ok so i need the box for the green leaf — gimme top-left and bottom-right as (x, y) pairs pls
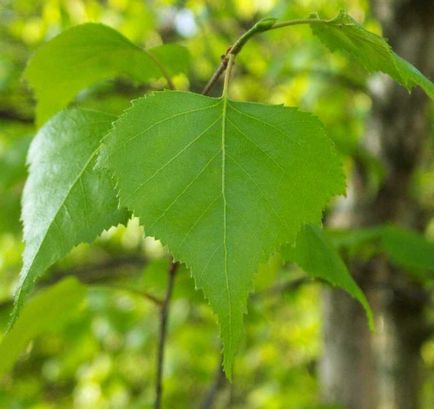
(328, 225), (434, 281)
(24, 23), (190, 125)
(310, 11), (434, 99)
(393, 54), (434, 99)
(285, 225), (374, 329)
(101, 90), (345, 376)
(12, 108), (128, 327)
(0, 277), (86, 377)
(327, 226), (384, 257)
(382, 226), (434, 277)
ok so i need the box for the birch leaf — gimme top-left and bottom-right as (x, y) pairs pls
(24, 23), (190, 124)
(311, 11), (434, 99)
(101, 90), (345, 376)
(12, 109), (128, 326)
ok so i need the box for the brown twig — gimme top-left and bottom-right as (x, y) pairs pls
(201, 16), (331, 95)
(0, 107), (34, 123)
(154, 260), (179, 409)
(0, 255), (151, 314)
(42, 255), (148, 285)
(202, 53), (230, 95)
(94, 284), (163, 306)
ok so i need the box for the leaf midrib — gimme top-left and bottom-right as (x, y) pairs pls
(221, 96), (232, 343)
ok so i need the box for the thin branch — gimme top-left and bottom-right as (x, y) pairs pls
(0, 255), (151, 313)
(154, 260), (179, 409)
(42, 255), (148, 286)
(0, 108), (34, 123)
(201, 16), (331, 95)
(93, 284), (163, 306)
(267, 17), (333, 31)
(202, 59), (229, 95)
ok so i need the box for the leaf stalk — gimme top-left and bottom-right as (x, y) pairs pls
(222, 54), (235, 97)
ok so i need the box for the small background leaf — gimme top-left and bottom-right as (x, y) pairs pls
(310, 11), (434, 98)
(24, 23), (191, 124)
(13, 108), (128, 326)
(382, 225), (434, 278)
(329, 225), (434, 282)
(284, 225), (374, 329)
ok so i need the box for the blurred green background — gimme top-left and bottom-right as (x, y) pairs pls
(0, 0), (433, 408)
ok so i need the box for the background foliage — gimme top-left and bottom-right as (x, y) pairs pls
(0, 0), (433, 408)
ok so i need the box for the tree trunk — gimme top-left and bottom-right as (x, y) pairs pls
(320, 1), (434, 408)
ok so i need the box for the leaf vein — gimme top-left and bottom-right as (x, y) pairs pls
(147, 151), (220, 231)
(227, 117), (286, 172)
(226, 153), (289, 232)
(178, 195), (221, 251)
(221, 96), (232, 349)
(125, 101), (221, 145)
(133, 115), (222, 194)
(228, 103), (302, 147)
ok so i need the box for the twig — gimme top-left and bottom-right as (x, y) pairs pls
(42, 255), (148, 286)
(201, 16), (332, 95)
(0, 108), (34, 123)
(202, 58), (229, 95)
(93, 284), (163, 306)
(0, 255), (150, 313)
(154, 260), (179, 409)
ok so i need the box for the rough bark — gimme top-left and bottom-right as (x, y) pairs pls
(320, 1), (434, 408)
